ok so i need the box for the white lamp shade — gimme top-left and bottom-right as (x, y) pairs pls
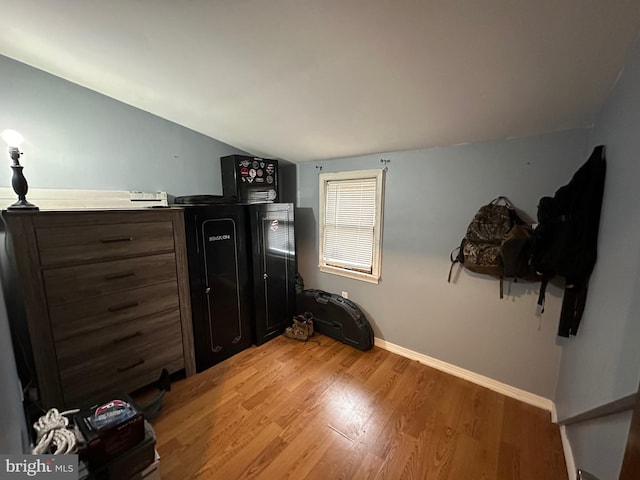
(1, 129), (24, 148)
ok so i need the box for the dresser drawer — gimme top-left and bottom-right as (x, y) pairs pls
(59, 310), (184, 406)
(63, 354), (185, 407)
(55, 308), (183, 368)
(50, 282), (180, 343)
(44, 253), (177, 306)
(36, 221), (175, 267)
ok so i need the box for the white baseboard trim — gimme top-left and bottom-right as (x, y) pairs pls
(560, 425), (577, 480)
(374, 337), (554, 412)
(551, 403), (576, 479)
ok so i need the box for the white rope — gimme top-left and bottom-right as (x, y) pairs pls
(32, 408), (79, 455)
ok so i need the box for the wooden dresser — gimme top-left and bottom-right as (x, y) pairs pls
(5, 208), (195, 408)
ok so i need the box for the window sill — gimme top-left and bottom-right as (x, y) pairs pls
(318, 264), (380, 284)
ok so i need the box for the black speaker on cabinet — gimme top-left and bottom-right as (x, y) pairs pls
(221, 155), (279, 203)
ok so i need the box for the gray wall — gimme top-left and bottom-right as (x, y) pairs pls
(0, 55), (250, 196)
(297, 129), (589, 399)
(566, 411), (633, 480)
(554, 37), (640, 477)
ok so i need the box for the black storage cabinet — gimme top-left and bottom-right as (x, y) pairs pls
(249, 203), (296, 345)
(182, 205), (254, 372)
(181, 202), (297, 371)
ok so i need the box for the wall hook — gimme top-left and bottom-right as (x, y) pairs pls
(315, 164), (323, 172)
(380, 158), (390, 172)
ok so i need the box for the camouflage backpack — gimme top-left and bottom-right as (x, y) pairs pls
(448, 197), (536, 297)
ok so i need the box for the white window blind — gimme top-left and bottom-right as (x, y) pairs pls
(323, 177), (377, 273)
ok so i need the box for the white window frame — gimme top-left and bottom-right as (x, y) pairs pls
(318, 169), (385, 284)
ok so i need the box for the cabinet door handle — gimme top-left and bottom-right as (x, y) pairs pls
(100, 236), (133, 244)
(113, 331), (143, 344)
(107, 301), (139, 312)
(117, 359), (145, 373)
(104, 272), (135, 281)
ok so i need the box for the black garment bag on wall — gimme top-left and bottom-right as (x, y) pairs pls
(529, 145), (606, 337)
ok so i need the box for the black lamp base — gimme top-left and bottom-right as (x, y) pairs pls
(9, 161), (38, 210)
(8, 198), (39, 210)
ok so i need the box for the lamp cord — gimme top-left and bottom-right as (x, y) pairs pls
(31, 408), (80, 455)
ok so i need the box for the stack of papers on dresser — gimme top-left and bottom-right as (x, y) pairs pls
(0, 188), (168, 210)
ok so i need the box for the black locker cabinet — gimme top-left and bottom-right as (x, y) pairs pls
(249, 203), (296, 345)
(182, 205), (253, 372)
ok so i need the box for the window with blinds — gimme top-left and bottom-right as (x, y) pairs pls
(318, 169), (384, 283)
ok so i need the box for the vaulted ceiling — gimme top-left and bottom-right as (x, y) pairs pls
(1, 1), (639, 163)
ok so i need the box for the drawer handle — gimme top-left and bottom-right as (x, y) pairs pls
(104, 271), (135, 281)
(107, 301), (140, 312)
(100, 236), (133, 244)
(117, 359), (145, 373)
(113, 330), (143, 344)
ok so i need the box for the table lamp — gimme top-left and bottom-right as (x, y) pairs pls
(1, 129), (38, 210)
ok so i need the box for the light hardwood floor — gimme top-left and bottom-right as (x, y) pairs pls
(151, 334), (567, 479)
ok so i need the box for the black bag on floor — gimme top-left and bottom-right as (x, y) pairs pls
(296, 289), (374, 351)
